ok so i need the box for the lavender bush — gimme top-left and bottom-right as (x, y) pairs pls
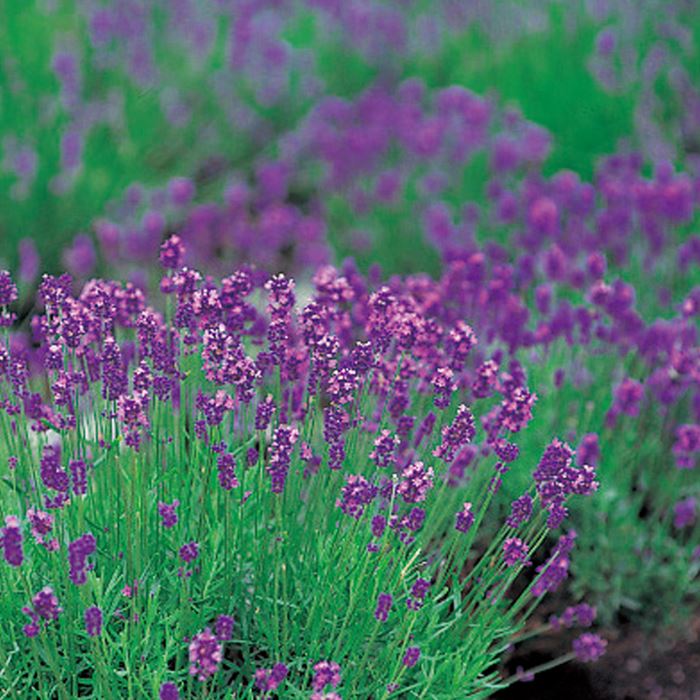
(0, 243), (603, 697)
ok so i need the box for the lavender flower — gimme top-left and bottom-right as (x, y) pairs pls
(455, 503), (474, 533)
(371, 515), (387, 538)
(23, 586), (62, 637)
(403, 646), (421, 667)
(434, 405), (475, 463)
(572, 633), (607, 662)
(493, 439), (519, 463)
(68, 533), (96, 585)
(0, 270), (18, 306)
(312, 661), (341, 691)
(550, 603), (597, 629)
(255, 395), (276, 431)
(255, 663), (288, 691)
(503, 538), (530, 567)
(673, 497), (696, 528)
(338, 475), (377, 520)
(188, 628), (222, 681)
(267, 424), (299, 493)
(159, 682), (180, 700)
(374, 593), (393, 622)
(34, 586), (62, 620)
(160, 235), (185, 270)
(397, 462), (434, 503)
(215, 614), (234, 641)
(84, 606), (103, 637)
(673, 424), (700, 469)
(40, 444), (69, 495)
(576, 433), (600, 467)
(506, 494), (533, 529)
(27, 508), (56, 550)
(407, 578), (431, 610)
(217, 452), (239, 491)
(533, 440), (598, 528)
(532, 532), (577, 596)
(370, 430), (399, 468)
(158, 500), (179, 529)
(432, 367), (455, 409)
(70, 459), (88, 496)
(1, 515), (23, 567)
(179, 541), (199, 564)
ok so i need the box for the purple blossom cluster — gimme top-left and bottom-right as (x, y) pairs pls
(533, 440), (599, 529)
(22, 586), (61, 638)
(1, 515), (23, 567)
(374, 593), (393, 623)
(312, 661), (341, 692)
(550, 603), (597, 630)
(189, 628), (222, 681)
(84, 606), (103, 637)
(572, 633), (607, 663)
(255, 663), (289, 692)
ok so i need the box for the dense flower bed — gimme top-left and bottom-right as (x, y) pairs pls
(0, 243), (605, 697)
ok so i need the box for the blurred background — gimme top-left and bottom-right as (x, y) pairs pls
(3, 0), (698, 282)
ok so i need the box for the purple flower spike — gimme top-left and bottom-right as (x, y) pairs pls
(503, 537), (530, 567)
(434, 405), (475, 463)
(160, 235), (186, 270)
(0, 270), (18, 306)
(158, 500), (179, 529)
(572, 633), (607, 662)
(84, 606), (103, 637)
(506, 494), (533, 529)
(255, 662), (288, 691)
(68, 533), (96, 585)
(1, 515), (23, 567)
(215, 614), (234, 641)
(188, 628), (222, 681)
(673, 497), (696, 529)
(312, 660), (341, 691)
(27, 586), (62, 626)
(179, 541), (199, 564)
(374, 593), (393, 622)
(455, 502), (474, 533)
(159, 682), (180, 700)
(338, 474), (377, 520)
(403, 646), (421, 667)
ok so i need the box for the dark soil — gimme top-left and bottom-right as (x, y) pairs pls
(496, 616), (700, 700)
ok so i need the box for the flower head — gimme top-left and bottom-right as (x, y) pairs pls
(84, 606), (103, 637)
(188, 628), (222, 681)
(215, 614), (234, 641)
(159, 682), (180, 700)
(1, 515), (23, 567)
(403, 646), (421, 668)
(503, 537), (530, 567)
(254, 662), (288, 691)
(374, 593), (393, 623)
(455, 502), (474, 533)
(572, 633), (607, 662)
(313, 660), (341, 691)
(68, 533), (96, 585)
(179, 541), (199, 564)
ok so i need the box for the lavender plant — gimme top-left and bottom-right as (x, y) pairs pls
(0, 242), (603, 697)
